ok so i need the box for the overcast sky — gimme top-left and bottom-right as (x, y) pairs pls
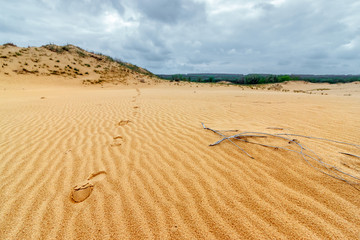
(0, 0), (359, 74)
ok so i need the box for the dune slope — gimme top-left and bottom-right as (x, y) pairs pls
(0, 84), (359, 239)
(0, 43), (158, 87)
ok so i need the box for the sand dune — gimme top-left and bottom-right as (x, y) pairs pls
(0, 43), (159, 89)
(2, 44), (359, 239)
(0, 81), (359, 239)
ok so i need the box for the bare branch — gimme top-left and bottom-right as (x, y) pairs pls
(202, 123), (360, 190)
(276, 133), (360, 148)
(339, 152), (360, 159)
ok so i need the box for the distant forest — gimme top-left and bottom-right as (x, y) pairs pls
(157, 73), (360, 84)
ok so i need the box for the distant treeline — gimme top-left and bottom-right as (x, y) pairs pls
(157, 73), (360, 84)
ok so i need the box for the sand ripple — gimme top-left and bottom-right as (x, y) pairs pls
(0, 87), (359, 239)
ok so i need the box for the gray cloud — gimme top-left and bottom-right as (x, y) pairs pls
(132, 0), (206, 24)
(0, 0), (359, 74)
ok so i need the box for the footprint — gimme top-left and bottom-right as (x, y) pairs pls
(170, 225), (179, 232)
(71, 171), (107, 203)
(111, 136), (124, 146)
(88, 171), (107, 182)
(71, 182), (94, 203)
(117, 120), (131, 126)
(133, 106), (139, 109)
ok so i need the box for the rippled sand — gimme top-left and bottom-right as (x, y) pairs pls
(0, 82), (359, 239)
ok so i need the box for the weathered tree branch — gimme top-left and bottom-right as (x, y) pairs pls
(202, 123), (360, 190)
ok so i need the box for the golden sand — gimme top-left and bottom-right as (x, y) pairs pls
(1, 45), (360, 239)
(0, 79), (359, 239)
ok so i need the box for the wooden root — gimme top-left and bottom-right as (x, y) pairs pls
(201, 123), (360, 190)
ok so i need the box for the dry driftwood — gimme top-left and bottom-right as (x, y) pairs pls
(276, 133), (360, 148)
(339, 152), (360, 159)
(202, 123), (360, 190)
(266, 127), (284, 130)
(202, 123), (254, 159)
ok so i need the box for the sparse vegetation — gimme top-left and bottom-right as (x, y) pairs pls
(310, 88), (330, 91)
(293, 90), (306, 93)
(17, 68), (39, 74)
(82, 79), (104, 85)
(1, 43), (159, 84)
(3, 43), (17, 47)
(49, 70), (60, 75)
(77, 50), (87, 58)
(43, 44), (71, 53)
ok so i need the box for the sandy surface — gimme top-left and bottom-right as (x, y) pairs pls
(0, 81), (360, 239)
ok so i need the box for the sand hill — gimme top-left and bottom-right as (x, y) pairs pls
(0, 44), (360, 239)
(0, 43), (159, 87)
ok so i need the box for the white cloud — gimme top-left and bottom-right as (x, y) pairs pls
(271, 0), (286, 7)
(103, 11), (139, 32)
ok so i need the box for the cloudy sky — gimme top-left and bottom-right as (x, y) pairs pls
(0, 0), (359, 74)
